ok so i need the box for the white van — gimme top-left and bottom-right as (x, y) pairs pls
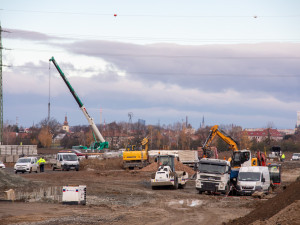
(236, 166), (270, 195)
(51, 153), (79, 171)
(14, 157), (38, 173)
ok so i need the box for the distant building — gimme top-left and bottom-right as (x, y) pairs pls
(297, 111), (300, 128)
(62, 115), (70, 132)
(138, 119), (146, 126)
(245, 129), (283, 142)
(278, 129), (295, 136)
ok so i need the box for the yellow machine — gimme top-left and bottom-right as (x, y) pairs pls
(123, 137), (149, 169)
(203, 125), (257, 167)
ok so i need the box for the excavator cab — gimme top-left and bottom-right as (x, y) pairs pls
(268, 163), (281, 186)
(231, 150), (252, 168)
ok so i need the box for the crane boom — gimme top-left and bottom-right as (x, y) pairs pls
(49, 57), (108, 148)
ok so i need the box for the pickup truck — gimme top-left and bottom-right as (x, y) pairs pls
(50, 153), (80, 171)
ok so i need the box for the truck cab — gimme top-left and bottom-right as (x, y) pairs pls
(196, 158), (231, 195)
(52, 153), (79, 171)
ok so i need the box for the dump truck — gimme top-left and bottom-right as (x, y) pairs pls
(178, 150), (199, 168)
(151, 155), (188, 189)
(196, 158), (231, 195)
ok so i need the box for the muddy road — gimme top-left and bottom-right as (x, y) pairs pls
(1, 159), (300, 225)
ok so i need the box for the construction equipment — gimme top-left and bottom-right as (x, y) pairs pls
(203, 125), (257, 168)
(49, 57), (108, 151)
(196, 158), (231, 195)
(268, 146), (281, 161)
(151, 154), (188, 190)
(123, 137), (149, 169)
(268, 163), (281, 186)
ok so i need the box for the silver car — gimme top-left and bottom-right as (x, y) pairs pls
(14, 157), (38, 173)
(291, 153), (300, 161)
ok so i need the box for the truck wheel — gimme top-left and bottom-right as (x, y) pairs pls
(29, 168), (32, 173)
(15, 171), (17, 174)
(53, 167), (56, 171)
(173, 176), (179, 190)
(35, 169), (38, 173)
(152, 186), (158, 190)
(76, 167), (79, 171)
(198, 190), (203, 194)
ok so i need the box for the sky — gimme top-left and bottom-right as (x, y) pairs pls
(1, 0), (300, 129)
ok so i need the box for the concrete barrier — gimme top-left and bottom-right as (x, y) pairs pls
(5, 155), (14, 163)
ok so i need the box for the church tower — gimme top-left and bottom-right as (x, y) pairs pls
(62, 114), (70, 132)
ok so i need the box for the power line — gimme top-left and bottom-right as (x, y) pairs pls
(1, 9), (300, 18)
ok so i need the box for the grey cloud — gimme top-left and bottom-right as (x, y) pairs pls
(59, 40), (300, 103)
(3, 28), (65, 41)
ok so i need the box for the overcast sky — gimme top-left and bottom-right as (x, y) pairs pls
(1, 0), (300, 129)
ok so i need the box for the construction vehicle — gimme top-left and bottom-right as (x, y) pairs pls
(196, 158), (231, 195)
(268, 163), (281, 186)
(268, 146), (281, 161)
(50, 57), (108, 151)
(123, 137), (149, 169)
(50, 152), (80, 171)
(203, 125), (257, 168)
(151, 154), (188, 190)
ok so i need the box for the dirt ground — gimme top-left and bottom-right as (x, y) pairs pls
(1, 157), (300, 225)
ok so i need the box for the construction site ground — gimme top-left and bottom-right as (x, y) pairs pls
(1, 155), (300, 225)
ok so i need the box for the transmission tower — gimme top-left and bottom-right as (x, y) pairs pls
(0, 25), (10, 144)
(128, 112), (133, 133)
(0, 25), (4, 144)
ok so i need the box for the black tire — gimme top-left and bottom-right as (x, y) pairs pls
(22, 171), (24, 174)
(53, 167), (56, 171)
(29, 168), (32, 173)
(198, 190), (203, 194)
(76, 167), (79, 171)
(15, 171), (17, 174)
(36, 169), (38, 173)
(173, 176), (179, 190)
(152, 186), (158, 190)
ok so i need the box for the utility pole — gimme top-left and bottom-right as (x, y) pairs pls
(0, 25), (4, 144)
(0, 25), (10, 144)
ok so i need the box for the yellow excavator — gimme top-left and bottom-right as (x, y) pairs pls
(203, 125), (257, 168)
(123, 137), (149, 169)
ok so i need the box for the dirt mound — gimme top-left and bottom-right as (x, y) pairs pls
(80, 158), (123, 171)
(141, 159), (196, 176)
(227, 176), (300, 225)
(0, 170), (36, 192)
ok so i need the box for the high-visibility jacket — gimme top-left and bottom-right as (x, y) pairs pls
(281, 154), (285, 159)
(37, 158), (46, 165)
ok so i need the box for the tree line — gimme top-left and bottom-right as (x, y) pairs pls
(3, 118), (300, 153)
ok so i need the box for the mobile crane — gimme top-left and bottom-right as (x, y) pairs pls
(49, 57), (109, 151)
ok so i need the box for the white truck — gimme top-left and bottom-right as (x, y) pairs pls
(178, 150), (199, 168)
(51, 153), (80, 171)
(196, 158), (231, 195)
(151, 155), (188, 190)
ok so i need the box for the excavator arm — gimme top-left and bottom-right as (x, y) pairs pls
(203, 125), (238, 152)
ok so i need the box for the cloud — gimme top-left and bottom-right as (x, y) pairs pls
(3, 29), (300, 128)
